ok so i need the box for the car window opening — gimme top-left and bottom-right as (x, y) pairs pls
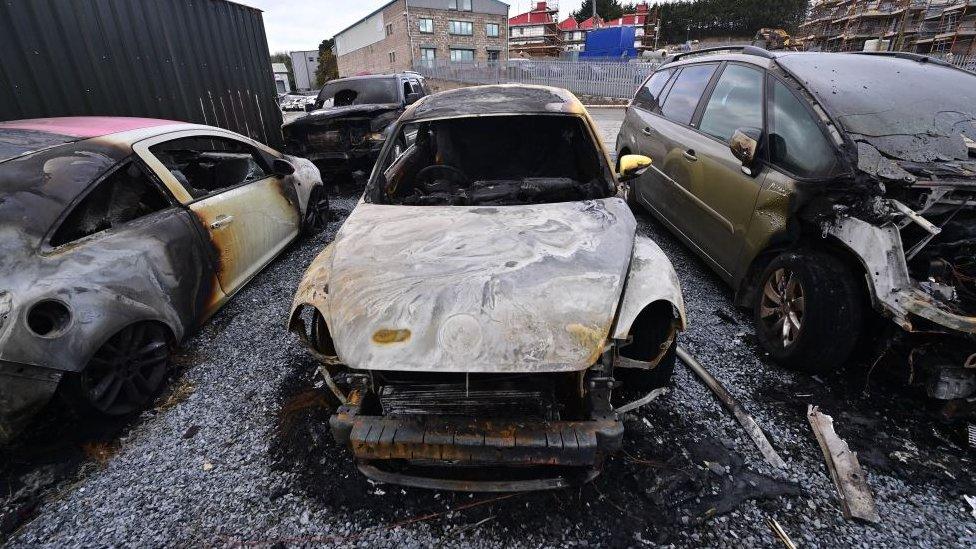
(150, 137), (268, 199)
(316, 77), (399, 108)
(374, 115), (612, 206)
(50, 162), (169, 246)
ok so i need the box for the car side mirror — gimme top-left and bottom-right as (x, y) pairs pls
(272, 158), (296, 176)
(405, 92), (422, 105)
(730, 127), (762, 174)
(617, 154), (652, 182)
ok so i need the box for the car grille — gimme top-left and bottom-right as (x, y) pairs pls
(379, 378), (559, 420)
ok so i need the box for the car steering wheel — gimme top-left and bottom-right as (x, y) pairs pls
(415, 164), (470, 188)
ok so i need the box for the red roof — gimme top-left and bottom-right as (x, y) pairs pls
(0, 117), (182, 138)
(556, 3), (651, 31)
(509, 1), (558, 26)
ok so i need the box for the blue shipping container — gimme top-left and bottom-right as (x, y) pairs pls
(580, 27), (638, 58)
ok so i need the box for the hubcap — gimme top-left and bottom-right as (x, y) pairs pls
(83, 323), (169, 415)
(759, 268), (805, 348)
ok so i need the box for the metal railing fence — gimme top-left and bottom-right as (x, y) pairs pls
(413, 59), (661, 99)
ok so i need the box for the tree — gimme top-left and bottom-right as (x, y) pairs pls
(650, 0), (807, 45)
(571, 0), (632, 23)
(270, 52), (296, 91)
(314, 38), (339, 88)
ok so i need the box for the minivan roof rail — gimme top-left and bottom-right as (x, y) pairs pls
(668, 45), (775, 62)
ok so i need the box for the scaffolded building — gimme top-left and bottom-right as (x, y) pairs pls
(509, 1), (563, 58)
(799, 0), (976, 57)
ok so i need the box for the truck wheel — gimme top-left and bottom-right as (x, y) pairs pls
(63, 322), (171, 416)
(753, 250), (864, 374)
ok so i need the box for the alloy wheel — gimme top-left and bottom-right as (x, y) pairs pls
(305, 187), (329, 234)
(82, 323), (170, 415)
(759, 267), (805, 348)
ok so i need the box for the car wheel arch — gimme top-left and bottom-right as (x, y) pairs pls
(612, 236), (687, 342)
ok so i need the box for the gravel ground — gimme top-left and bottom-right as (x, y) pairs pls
(3, 111), (975, 547)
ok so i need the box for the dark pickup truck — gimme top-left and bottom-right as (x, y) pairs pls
(282, 73), (429, 181)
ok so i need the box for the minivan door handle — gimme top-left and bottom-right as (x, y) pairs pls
(683, 149), (698, 162)
(641, 127), (653, 135)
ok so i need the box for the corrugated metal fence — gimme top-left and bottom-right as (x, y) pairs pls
(414, 59), (660, 100)
(0, 0), (284, 148)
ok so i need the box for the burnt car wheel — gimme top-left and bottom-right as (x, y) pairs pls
(753, 250), (864, 374)
(64, 322), (171, 416)
(302, 185), (329, 235)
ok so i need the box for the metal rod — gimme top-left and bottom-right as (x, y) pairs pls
(677, 346), (787, 469)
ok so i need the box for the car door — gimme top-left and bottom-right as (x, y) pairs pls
(624, 66), (677, 213)
(135, 132), (300, 298)
(639, 63), (725, 269)
(684, 62), (768, 273)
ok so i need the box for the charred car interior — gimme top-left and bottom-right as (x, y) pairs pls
(370, 115), (612, 206)
(289, 85), (686, 491)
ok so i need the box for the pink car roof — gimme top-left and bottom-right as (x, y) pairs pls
(0, 116), (183, 138)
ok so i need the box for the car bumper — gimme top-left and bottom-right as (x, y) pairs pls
(301, 145), (383, 167)
(329, 390), (624, 492)
(0, 361), (62, 444)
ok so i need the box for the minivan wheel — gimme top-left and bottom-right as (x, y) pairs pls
(753, 250), (864, 374)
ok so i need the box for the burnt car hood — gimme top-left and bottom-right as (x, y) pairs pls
(283, 103), (401, 128)
(324, 198), (636, 373)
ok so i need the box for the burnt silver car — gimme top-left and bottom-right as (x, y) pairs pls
(0, 117), (326, 442)
(288, 85), (686, 491)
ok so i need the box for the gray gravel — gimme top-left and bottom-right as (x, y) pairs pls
(5, 111), (976, 547)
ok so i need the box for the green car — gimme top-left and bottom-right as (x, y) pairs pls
(617, 47), (976, 400)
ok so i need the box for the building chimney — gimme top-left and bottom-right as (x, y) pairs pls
(535, 1), (547, 11)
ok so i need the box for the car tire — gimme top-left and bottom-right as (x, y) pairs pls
(753, 250), (864, 374)
(302, 185), (329, 236)
(62, 322), (172, 417)
(616, 339), (677, 392)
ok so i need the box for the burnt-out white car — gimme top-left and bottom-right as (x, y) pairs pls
(0, 117), (326, 443)
(288, 85), (686, 491)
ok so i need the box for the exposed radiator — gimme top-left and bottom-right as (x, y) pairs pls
(379, 380), (558, 420)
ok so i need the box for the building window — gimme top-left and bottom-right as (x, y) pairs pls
(420, 47), (436, 65)
(449, 21), (473, 35)
(486, 49), (500, 61)
(389, 51), (396, 63)
(418, 18), (433, 34)
(449, 0), (472, 11)
(386, 23), (393, 37)
(450, 48), (474, 62)
(486, 23), (500, 37)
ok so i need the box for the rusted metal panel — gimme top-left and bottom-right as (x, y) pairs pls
(0, 0), (284, 148)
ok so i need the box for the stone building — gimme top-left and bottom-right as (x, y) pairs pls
(335, 0), (509, 76)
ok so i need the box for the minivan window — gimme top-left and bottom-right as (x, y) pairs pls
(698, 64), (764, 143)
(633, 68), (673, 113)
(768, 79), (837, 178)
(660, 63), (718, 125)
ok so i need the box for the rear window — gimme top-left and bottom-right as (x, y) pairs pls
(316, 78), (399, 107)
(0, 129), (78, 163)
(661, 63), (718, 125)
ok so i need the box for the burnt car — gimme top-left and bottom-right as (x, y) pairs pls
(0, 117), (326, 442)
(288, 85), (687, 491)
(618, 48), (976, 399)
(281, 73), (430, 179)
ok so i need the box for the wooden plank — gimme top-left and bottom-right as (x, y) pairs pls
(807, 405), (880, 523)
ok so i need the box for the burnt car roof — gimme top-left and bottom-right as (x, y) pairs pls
(0, 117), (182, 164)
(402, 85), (583, 122)
(0, 137), (131, 250)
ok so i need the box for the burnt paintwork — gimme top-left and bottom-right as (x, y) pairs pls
(0, 119), (323, 443)
(289, 85), (686, 490)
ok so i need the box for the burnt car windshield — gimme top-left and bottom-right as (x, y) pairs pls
(317, 78), (399, 107)
(777, 54), (976, 142)
(368, 115), (613, 206)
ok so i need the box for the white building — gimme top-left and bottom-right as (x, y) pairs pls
(290, 50), (319, 91)
(272, 62), (290, 94)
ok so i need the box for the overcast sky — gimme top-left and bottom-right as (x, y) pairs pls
(244, 0), (588, 53)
